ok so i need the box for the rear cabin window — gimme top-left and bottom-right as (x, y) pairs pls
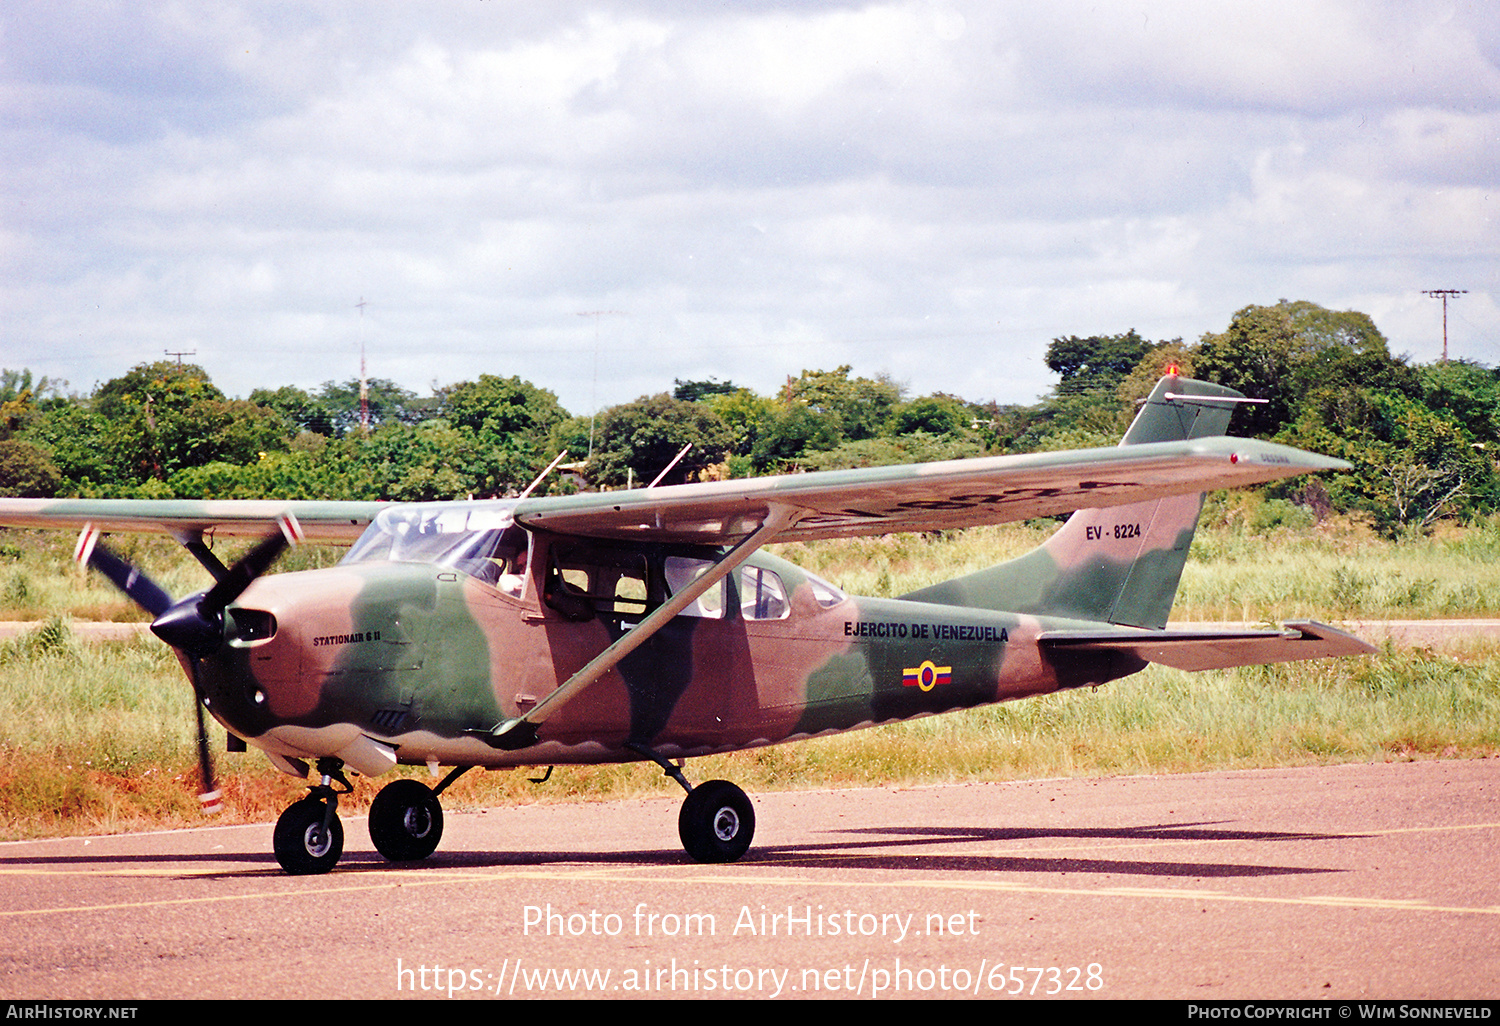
(807, 573), (846, 609)
(545, 544), (651, 620)
(738, 565), (789, 620)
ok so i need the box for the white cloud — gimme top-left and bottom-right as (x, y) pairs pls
(2, 0), (1497, 412)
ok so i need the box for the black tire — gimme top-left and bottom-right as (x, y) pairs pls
(369, 779), (444, 862)
(273, 798), (343, 875)
(678, 780), (754, 864)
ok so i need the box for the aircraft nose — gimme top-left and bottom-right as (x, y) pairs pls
(149, 596), (223, 657)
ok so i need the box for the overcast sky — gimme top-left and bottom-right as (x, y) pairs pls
(4, 1), (1497, 416)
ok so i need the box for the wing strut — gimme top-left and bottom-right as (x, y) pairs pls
(172, 530), (229, 582)
(479, 505), (799, 750)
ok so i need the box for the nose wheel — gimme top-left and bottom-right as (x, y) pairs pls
(273, 797), (345, 874)
(272, 759), (351, 875)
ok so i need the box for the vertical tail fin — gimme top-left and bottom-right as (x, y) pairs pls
(901, 373), (1245, 628)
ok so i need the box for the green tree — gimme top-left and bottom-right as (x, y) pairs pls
(93, 361), (223, 421)
(890, 394), (971, 437)
(779, 366), (902, 442)
(315, 378), (424, 437)
(704, 389), (780, 460)
(748, 402), (842, 472)
(1193, 300), (1415, 440)
(23, 363), (302, 490)
(0, 368), (65, 405)
(1045, 330), (1156, 396)
(0, 369), (66, 440)
(800, 433), (986, 470)
(548, 416), (596, 464)
(672, 378), (741, 403)
(1415, 360), (1500, 445)
(0, 439), (61, 497)
(588, 394), (734, 487)
(88, 363), (246, 482)
(1005, 331), (1176, 452)
(1194, 305), (1303, 437)
(1281, 300), (1392, 358)
(436, 374), (570, 495)
(1366, 394), (1493, 534)
(1278, 388), (1494, 534)
(437, 375), (566, 437)
(337, 421), (471, 501)
(249, 385), (335, 436)
(21, 403), (115, 488)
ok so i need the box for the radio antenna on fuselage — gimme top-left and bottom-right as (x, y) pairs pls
(647, 443), (693, 488)
(519, 451), (570, 499)
(576, 310), (627, 459)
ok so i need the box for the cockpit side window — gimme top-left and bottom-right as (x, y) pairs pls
(452, 524), (531, 594)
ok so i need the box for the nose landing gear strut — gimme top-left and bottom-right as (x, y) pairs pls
(272, 758), (352, 875)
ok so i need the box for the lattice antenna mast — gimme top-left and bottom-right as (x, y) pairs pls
(355, 297), (370, 433)
(1422, 289), (1467, 362)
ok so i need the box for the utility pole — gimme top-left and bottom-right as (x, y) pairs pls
(164, 349), (196, 367)
(1422, 289), (1466, 362)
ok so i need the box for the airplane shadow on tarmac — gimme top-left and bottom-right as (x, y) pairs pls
(0, 819), (1348, 880)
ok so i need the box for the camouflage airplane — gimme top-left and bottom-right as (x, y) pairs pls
(0, 373), (1373, 873)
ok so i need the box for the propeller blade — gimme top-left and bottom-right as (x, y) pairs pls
(72, 522), (237, 816)
(193, 696), (222, 815)
(199, 514), (302, 617)
(151, 514), (302, 658)
(74, 525), (174, 618)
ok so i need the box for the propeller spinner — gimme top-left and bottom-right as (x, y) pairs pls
(74, 515), (303, 814)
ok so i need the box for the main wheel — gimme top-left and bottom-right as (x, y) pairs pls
(273, 797), (344, 875)
(678, 780), (755, 864)
(368, 779), (444, 862)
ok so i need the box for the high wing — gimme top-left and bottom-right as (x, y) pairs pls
(0, 498), (383, 542)
(0, 437), (1346, 547)
(512, 436), (1348, 544)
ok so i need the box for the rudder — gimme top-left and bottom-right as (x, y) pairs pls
(900, 373), (1246, 628)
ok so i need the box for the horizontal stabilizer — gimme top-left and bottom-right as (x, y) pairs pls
(1039, 621), (1376, 672)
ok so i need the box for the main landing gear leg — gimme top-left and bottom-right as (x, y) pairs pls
(368, 766), (471, 864)
(273, 757), (352, 875)
(626, 742), (755, 865)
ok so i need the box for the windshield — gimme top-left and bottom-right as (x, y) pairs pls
(343, 504), (528, 582)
